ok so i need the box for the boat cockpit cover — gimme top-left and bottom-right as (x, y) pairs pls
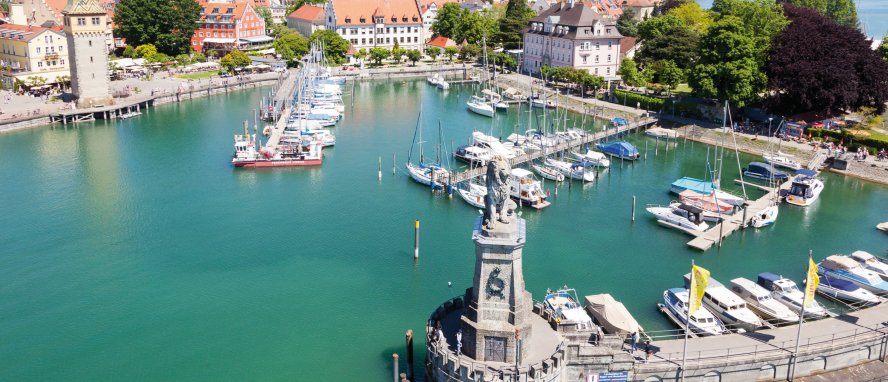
(677, 203), (704, 214)
(584, 294), (642, 334)
(822, 255), (859, 270)
(795, 169), (817, 178)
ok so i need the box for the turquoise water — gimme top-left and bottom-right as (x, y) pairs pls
(1, 82), (886, 381)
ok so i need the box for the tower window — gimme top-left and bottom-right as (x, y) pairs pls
(77, 17), (86, 26)
(91, 17), (100, 25)
(90, 56), (94, 62)
(89, 40), (92, 47)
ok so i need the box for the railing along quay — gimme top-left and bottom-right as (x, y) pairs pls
(450, 117), (658, 183)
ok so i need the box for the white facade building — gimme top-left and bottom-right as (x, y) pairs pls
(325, 0), (425, 51)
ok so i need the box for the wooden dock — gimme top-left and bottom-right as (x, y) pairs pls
(450, 117), (658, 183)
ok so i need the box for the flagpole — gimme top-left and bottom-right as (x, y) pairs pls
(681, 259), (693, 382)
(790, 250), (813, 381)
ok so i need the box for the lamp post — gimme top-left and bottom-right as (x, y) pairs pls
(768, 117), (773, 139)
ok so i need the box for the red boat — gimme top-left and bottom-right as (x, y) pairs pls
(231, 134), (323, 167)
(678, 190), (733, 214)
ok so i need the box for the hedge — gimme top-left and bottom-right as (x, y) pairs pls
(612, 90), (665, 111)
(807, 128), (888, 152)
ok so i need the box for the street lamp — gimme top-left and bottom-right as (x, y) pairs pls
(768, 117), (773, 139)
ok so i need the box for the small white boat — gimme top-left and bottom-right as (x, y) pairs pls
(406, 162), (450, 189)
(437, 80), (450, 90)
(427, 73), (440, 86)
(757, 273), (830, 320)
(669, 202), (722, 222)
(494, 101), (509, 110)
(645, 126), (679, 139)
(817, 275), (881, 306)
(878, 222), (888, 233)
(688, 275), (765, 332)
(545, 158), (595, 182)
(571, 150), (611, 168)
(466, 95), (495, 117)
(454, 145), (493, 166)
(530, 161), (565, 182)
(730, 278), (799, 324)
(850, 250), (888, 281)
(785, 170), (824, 207)
(544, 288), (595, 331)
(647, 203), (708, 232)
(764, 151), (803, 171)
(288, 129), (335, 147)
(751, 205), (779, 228)
(819, 255), (888, 295)
(473, 132), (524, 160)
(528, 96), (554, 109)
(457, 182), (487, 208)
(660, 288), (726, 336)
(509, 168), (550, 209)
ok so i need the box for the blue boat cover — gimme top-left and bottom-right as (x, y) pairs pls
(671, 177), (716, 195)
(795, 169), (817, 177)
(757, 272), (783, 290)
(597, 141), (639, 156)
(820, 275), (859, 291)
(611, 117), (628, 126)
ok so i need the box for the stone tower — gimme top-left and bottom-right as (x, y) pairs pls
(63, 0), (113, 108)
(460, 204), (534, 364)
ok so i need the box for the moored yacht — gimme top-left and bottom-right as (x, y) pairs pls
(530, 161), (565, 182)
(763, 151), (802, 171)
(509, 168), (550, 209)
(730, 278), (799, 324)
(545, 158), (595, 182)
(659, 288), (726, 336)
(457, 181), (487, 209)
(678, 190), (733, 215)
(406, 162), (450, 189)
(785, 169), (824, 207)
(232, 135), (323, 167)
(756, 272), (830, 320)
(454, 145), (493, 166)
(685, 276), (765, 332)
(647, 203), (709, 232)
(849, 250), (888, 281)
(544, 287), (595, 331)
(817, 275), (881, 305)
(571, 150), (611, 168)
(466, 95), (495, 117)
(818, 255), (888, 295)
(472, 131), (524, 160)
(750, 205), (779, 228)
(596, 141), (639, 160)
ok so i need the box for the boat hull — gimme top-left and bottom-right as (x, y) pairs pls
(467, 103), (494, 117)
(233, 159), (322, 167)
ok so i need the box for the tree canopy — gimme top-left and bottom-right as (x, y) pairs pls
(496, 0), (536, 49)
(406, 49), (422, 65)
(666, 2), (714, 34)
(221, 50), (251, 72)
(274, 33), (309, 67)
(636, 15), (700, 71)
(616, 8), (639, 37)
(880, 39), (888, 62)
(619, 58), (647, 87)
(782, 0), (858, 27)
(369, 48), (389, 65)
(766, 4), (888, 114)
(113, 0), (201, 55)
(431, 3), (463, 39)
(309, 29), (349, 65)
(431, 4), (498, 46)
(688, 15), (766, 107)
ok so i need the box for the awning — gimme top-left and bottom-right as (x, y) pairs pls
(203, 38), (235, 44)
(239, 35), (273, 43)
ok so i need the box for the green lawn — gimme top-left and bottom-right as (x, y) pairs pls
(673, 83), (692, 95)
(175, 71), (219, 80)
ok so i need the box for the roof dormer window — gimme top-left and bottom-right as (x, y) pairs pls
(345, 18), (351, 23)
(226, 8), (233, 14)
(375, 16), (384, 23)
(211, 7), (219, 13)
(402, 17), (408, 22)
(360, 17), (366, 23)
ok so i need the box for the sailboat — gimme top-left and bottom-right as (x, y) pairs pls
(467, 95), (495, 117)
(406, 112), (450, 189)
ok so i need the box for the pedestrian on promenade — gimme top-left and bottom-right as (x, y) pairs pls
(630, 331), (638, 352)
(645, 341), (652, 363)
(456, 329), (462, 355)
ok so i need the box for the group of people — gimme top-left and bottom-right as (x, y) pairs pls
(630, 331), (654, 363)
(428, 320), (464, 356)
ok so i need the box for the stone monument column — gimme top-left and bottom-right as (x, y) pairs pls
(460, 159), (533, 364)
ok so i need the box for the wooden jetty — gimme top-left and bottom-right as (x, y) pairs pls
(450, 117), (658, 183)
(50, 99), (152, 124)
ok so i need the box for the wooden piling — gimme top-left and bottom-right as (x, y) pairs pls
(378, 156), (382, 180)
(393, 353), (399, 382)
(741, 208), (748, 230)
(405, 330), (414, 380)
(632, 195), (636, 223)
(392, 153), (396, 175)
(414, 220), (419, 259)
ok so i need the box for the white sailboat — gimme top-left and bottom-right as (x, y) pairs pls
(466, 95), (495, 117)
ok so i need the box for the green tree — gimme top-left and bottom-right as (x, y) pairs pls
(688, 15), (766, 107)
(391, 47), (406, 63)
(274, 33), (309, 66)
(616, 8), (639, 37)
(425, 46), (441, 61)
(880, 39), (888, 62)
(193, 52), (207, 63)
(637, 15), (684, 40)
(431, 3), (463, 38)
(355, 48), (368, 61)
(369, 47), (390, 65)
(220, 50), (252, 72)
(496, 0), (536, 49)
(175, 53), (191, 66)
(406, 49), (422, 66)
(309, 29), (349, 65)
(658, 60), (684, 91)
(206, 49), (218, 60)
(444, 46), (459, 62)
(113, 0), (201, 55)
(784, 0), (858, 27)
(459, 44), (481, 61)
(710, 0), (788, 64)
(150, 53), (171, 64)
(122, 45), (136, 58)
(619, 58), (647, 87)
(134, 44), (158, 61)
(455, 8), (497, 45)
(256, 6), (274, 27)
(666, 2), (714, 34)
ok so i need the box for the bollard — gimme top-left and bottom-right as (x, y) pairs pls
(393, 353), (399, 382)
(406, 330), (414, 380)
(741, 208), (748, 229)
(644, 140), (648, 160)
(632, 195), (636, 223)
(718, 221), (725, 248)
(414, 220), (420, 259)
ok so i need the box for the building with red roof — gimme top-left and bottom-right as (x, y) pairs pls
(418, 0), (458, 39)
(0, 23), (70, 89)
(325, 0), (425, 52)
(190, 0), (271, 53)
(286, 5), (325, 38)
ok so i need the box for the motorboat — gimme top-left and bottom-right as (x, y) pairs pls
(437, 79), (450, 90)
(528, 96), (555, 109)
(232, 134), (323, 167)
(785, 169), (824, 207)
(406, 162), (450, 189)
(816, 275), (881, 305)
(467, 95), (495, 117)
(572, 150), (611, 168)
(645, 126), (679, 139)
(670, 177), (716, 195)
(596, 141), (639, 160)
(730, 278), (799, 324)
(756, 272), (830, 320)
(743, 162), (789, 182)
(849, 251), (888, 281)
(508, 130), (557, 149)
(530, 161), (565, 182)
(545, 158), (595, 182)
(877, 222), (888, 233)
(427, 73), (440, 86)
(457, 181), (487, 209)
(763, 151), (802, 171)
(509, 168), (550, 209)
(584, 294), (644, 337)
(647, 203), (708, 232)
(554, 129), (585, 143)
(454, 145), (493, 166)
(289, 129), (335, 147)
(669, 202), (722, 222)
(818, 255), (888, 295)
(683, 275), (765, 332)
(472, 132), (524, 160)
(678, 190), (733, 215)
(659, 288), (726, 336)
(544, 288), (595, 331)
(750, 205), (779, 228)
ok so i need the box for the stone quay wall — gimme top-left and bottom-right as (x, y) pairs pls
(426, 296), (566, 382)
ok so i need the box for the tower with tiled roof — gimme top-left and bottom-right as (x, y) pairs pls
(62, 0), (112, 107)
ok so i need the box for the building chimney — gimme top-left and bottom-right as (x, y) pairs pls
(9, 3), (27, 25)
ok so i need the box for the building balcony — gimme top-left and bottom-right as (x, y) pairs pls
(44, 53), (61, 60)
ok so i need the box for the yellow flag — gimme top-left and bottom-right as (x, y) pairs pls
(804, 257), (820, 306)
(688, 264), (710, 316)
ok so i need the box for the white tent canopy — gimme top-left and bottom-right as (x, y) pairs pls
(584, 294), (643, 336)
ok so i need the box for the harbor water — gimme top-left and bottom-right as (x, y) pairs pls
(1, 81), (886, 381)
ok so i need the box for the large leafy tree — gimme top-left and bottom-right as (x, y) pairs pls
(309, 29), (349, 65)
(220, 50), (251, 72)
(616, 8), (639, 37)
(783, 0), (858, 27)
(766, 4), (888, 114)
(496, 0), (536, 49)
(456, 9), (498, 45)
(710, 0), (788, 64)
(619, 58), (647, 87)
(688, 15), (766, 107)
(431, 3), (463, 38)
(636, 15), (700, 71)
(113, 0), (201, 55)
(274, 33), (309, 66)
(666, 2), (714, 34)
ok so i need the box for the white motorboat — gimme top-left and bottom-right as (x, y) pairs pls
(645, 126), (679, 139)
(850, 250), (888, 281)
(509, 130), (557, 149)
(659, 288), (726, 336)
(669, 202), (722, 222)
(713, 189), (746, 207)
(437, 80), (450, 90)
(687, 276), (765, 332)
(284, 128), (335, 147)
(406, 162), (450, 189)
(494, 101), (509, 110)
(457, 182), (487, 209)
(571, 150), (611, 168)
(544, 288), (595, 331)
(785, 170), (824, 207)
(545, 158), (595, 182)
(757, 273), (830, 320)
(467, 95), (495, 117)
(454, 145), (493, 166)
(647, 203), (708, 232)
(818, 255), (888, 295)
(730, 278), (799, 324)
(528, 96), (555, 109)
(817, 275), (881, 306)
(530, 161), (564, 182)
(750, 205), (779, 228)
(509, 168), (550, 209)
(427, 73), (440, 86)
(472, 132), (524, 160)
(878, 222), (888, 233)
(679, 190), (733, 216)
(763, 151), (802, 171)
